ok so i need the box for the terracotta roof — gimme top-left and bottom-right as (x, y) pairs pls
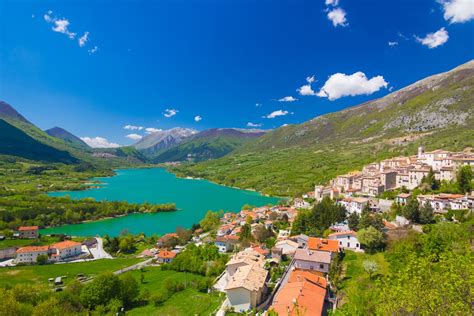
(288, 269), (327, 287)
(251, 246), (269, 256)
(307, 237), (339, 252)
(18, 226), (39, 231)
(397, 193), (411, 198)
(270, 270), (326, 316)
(294, 249), (331, 264)
(157, 250), (177, 259)
(52, 240), (81, 250)
(16, 245), (49, 254)
(328, 230), (356, 238)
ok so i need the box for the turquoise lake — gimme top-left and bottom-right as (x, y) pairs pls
(41, 168), (279, 237)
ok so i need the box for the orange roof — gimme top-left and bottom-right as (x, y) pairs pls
(288, 269), (327, 288)
(308, 237), (339, 252)
(270, 270), (326, 316)
(157, 250), (177, 259)
(52, 240), (81, 250)
(18, 226), (39, 231)
(251, 246), (269, 256)
(328, 230), (356, 238)
(16, 245), (49, 254)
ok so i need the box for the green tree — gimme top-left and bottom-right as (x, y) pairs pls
(119, 274), (139, 308)
(362, 260), (378, 279)
(36, 254), (48, 265)
(358, 226), (385, 252)
(80, 272), (121, 309)
(347, 212), (360, 231)
(199, 210), (222, 231)
(419, 202), (434, 224)
(239, 223), (253, 242)
(456, 165), (472, 193)
(402, 198), (420, 223)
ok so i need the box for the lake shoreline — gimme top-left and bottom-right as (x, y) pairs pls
(43, 168), (279, 237)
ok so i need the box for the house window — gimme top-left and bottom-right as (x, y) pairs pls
(356, 243), (359, 248)
(347, 242), (350, 247)
(319, 264), (324, 269)
(310, 265), (314, 270)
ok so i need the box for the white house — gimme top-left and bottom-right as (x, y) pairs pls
(51, 240), (82, 260)
(328, 231), (361, 251)
(293, 249), (332, 274)
(338, 197), (369, 214)
(273, 239), (299, 256)
(14, 246), (49, 264)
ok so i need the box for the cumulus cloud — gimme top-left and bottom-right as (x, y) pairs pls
(247, 122), (262, 127)
(325, 0), (339, 6)
(44, 11), (76, 39)
(78, 32), (89, 47)
(416, 27), (449, 48)
(194, 115), (202, 122)
(145, 127), (162, 134)
(278, 96), (298, 102)
(124, 125), (144, 131)
(327, 8), (348, 27)
(440, 0), (474, 23)
(265, 110), (289, 119)
(317, 71), (388, 101)
(163, 108), (178, 118)
(388, 41), (399, 47)
(255, 103), (262, 107)
(80, 137), (120, 148)
(297, 75), (317, 96)
(88, 46), (99, 54)
(126, 133), (142, 141)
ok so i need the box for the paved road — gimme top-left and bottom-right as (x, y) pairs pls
(89, 237), (113, 259)
(114, 258), (153, 275)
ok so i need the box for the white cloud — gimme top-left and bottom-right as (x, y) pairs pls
(317, 71), (388, 101)
(325, 0), (339, 6)
(416, 27), (449, 49)
(194, 115), (202, 122)
(247, 122), (262, 127)
(145, 127), (162, 134)
(163, 108), (178, 118)
(80, 137), (120, 148)
(388, 41), (399, 47)
(126, 133), (143, 141)
(265, 110), (289, 119)
(124, 125), (143, 131)
(441, 0), (474, 23)
(255, 103), (262, 107)
(78, 32), (89, 47)
(327, 8), (348, 27)
(297, 76), (317, 96)
(278, 96), (298, 102)
(88, 46), (99, 54)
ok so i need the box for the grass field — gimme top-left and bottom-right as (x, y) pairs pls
(0, 258), (141, 287)
(335, 250), (389, 314)
(125, 267), (224, 316)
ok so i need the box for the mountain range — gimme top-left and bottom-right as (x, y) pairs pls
(173, 60), (474, 196)
(1, 60), (473, 196)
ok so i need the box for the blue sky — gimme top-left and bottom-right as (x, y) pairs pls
(1, 0), (473, 147)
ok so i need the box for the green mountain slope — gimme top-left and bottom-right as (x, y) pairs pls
(45, 127), (91, 150)
(0, 119), (78, 163)
(153, 128), (266, 163)
(173, 60), (474, 196)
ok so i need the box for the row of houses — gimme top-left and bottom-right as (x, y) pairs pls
(313, 147), (474, 199)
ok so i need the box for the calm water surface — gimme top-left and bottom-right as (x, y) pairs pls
(41, 168), (279, 237)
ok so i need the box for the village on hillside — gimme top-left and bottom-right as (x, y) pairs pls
(0, 146), (473, 315)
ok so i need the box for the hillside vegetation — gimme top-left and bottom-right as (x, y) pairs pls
(173, 61), (474, 196)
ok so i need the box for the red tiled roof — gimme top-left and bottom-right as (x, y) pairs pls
(308, 237), (339, 252)
(18, 226), (39, 231)
(52, 240), (81, 250)
(157, 250), (177, 259)
(16, 245), (49, 254)
(328, 230), (356, 238)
